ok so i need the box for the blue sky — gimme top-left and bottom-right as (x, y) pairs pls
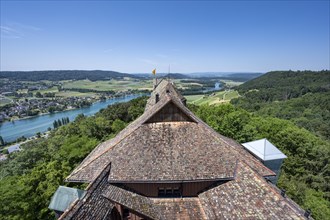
(1, 1), (329, 73)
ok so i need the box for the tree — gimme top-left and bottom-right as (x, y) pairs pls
(111, 119), (126, 134)
(35, 91), (42, 98)
(53, 120), (58, 129)
(0, 136), (4, 146)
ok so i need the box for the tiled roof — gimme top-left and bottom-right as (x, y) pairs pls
(198, 161), (306, 219)
(66, 95), (172, 182)
(152, 198), (208, 220)
(145, 79), (186, 111)
(59, 163), (114, 220)
(108, 121), (237, 182)
(59, 79), (308, 220)
(103, 184), (163, 220)
(66, 80), (274, 183)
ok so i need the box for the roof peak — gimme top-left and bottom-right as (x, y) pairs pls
(145, 78), (186, 112)
(242, 138), (287, 161)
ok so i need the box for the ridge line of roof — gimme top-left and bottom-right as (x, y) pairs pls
(60, 163), (112, 219)
(236, 160), (307, 217)
(67, 96), (173, 180)
(108, 177), (235, 184)
(195, 119), (276, 176)
(198, 160), (307, 219)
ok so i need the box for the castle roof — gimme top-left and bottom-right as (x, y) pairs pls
(61, 161), (306, 220)
(66, 80), (274, 183)
(60, 79), (308, 219)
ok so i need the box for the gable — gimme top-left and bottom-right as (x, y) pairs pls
(145, 101), (194, 123)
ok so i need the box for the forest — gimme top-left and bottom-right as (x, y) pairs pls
(231, 70), (330, 140)
(0, 94), (329, 219)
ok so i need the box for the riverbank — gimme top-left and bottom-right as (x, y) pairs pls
(0, 92), (145, 124)
(0, 93), (146, 143)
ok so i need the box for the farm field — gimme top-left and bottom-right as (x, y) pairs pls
(62, 78), (208, 92)
(6, 78), (239, 103)
(220, 79), (244, 87)
(0, 96), (12, 106)
(62, 78), (153, 92)
(186, 90), (239, 105)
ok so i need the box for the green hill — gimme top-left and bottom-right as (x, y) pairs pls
(0, 70), (139, 81)
(231, 70), (330, 140)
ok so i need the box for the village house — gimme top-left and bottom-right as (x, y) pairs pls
(50, 79), (310, 220)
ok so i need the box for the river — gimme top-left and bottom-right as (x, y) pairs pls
(0, 94), (146, 143)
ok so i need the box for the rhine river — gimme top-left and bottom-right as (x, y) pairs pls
(0, 94), (146, 143)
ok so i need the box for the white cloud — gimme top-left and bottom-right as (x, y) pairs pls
(0, 26), (22, 39)
(10, 22), (41, 31)
(138, 58), (158, 66)
(0, 22), (41, 39)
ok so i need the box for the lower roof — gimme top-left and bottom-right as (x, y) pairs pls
(48, 186), (85, 212)
(152, 198), (207, 220)
(60, 161), (307, 220)
(198, 161), (306, 219)
(242, 138), (287, 161)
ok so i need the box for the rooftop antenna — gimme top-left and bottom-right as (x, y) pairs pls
(168, 64), (171, 83)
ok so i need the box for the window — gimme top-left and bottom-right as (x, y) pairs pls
(155, 94), (160, 103)
(158, 187), (181, 197)
(158, 188), (165, 197)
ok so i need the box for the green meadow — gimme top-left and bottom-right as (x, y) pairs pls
(186, 90), (239, 105)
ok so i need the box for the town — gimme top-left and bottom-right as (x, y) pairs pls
(0, 79), (131, 122)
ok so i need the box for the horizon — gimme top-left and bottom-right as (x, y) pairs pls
(1, 1), (329, 73)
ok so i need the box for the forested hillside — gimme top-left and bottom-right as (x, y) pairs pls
(0, 96), (329, 219)
(0, 97), (147, 219)
(231, 70), (330, 140)
(0, 70), (137, 81)
(190, 104), (330, 220)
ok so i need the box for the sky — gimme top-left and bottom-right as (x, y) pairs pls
(0, 0), (329, 73)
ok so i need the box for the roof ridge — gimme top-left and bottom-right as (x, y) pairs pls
(198, 160), (307, 219)
(235, 160), (307, 217)
(192, 116), (275, 176)
(67, 96), (173, 180)
(60, 163), (112, 219)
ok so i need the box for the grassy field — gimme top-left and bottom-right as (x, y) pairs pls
(56, 91), (96, 98)
(186, 90), (240, 105)
(62, 78), (207, 92)
(9, 78), (242, 102)
(220, 79), (244, 88)
(62, 79), (153, 92)
(0, 96), (13, 106)
(172, 79), (204, 89)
